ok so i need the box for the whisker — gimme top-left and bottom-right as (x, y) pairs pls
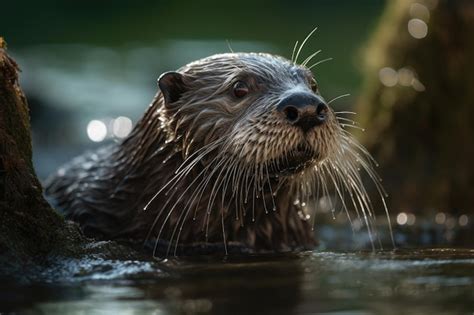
(336, 117), (359, 126)
(150, 156), (221, 257)
(226, 39), (234, 53)
(327, 93), (351, 105)
(301, 50), (322, 67)
(308, 57), (333, 70)
(144, 139), (223, 210)
(291, 40), (299, 63)
(295, 27), (318, 64)
(334, 111), (357, 115)
(340, 124), (366, 132)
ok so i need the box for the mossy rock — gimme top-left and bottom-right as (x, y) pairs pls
(0, 43), (143, 280)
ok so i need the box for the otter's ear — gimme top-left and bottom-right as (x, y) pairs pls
(158, 71), (187, 104)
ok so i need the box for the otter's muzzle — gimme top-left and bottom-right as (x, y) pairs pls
(277, 92), (328, 132)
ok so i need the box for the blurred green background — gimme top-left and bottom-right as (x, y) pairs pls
(1, 0), (385, 177)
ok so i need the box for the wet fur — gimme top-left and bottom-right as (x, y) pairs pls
(45, 52), (389, 256)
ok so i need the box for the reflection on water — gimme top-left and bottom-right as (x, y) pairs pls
(2, 249), (473, 315)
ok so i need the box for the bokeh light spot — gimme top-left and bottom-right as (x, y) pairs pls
(379, 67), (398, 87)
(408, 18), (428, 39)
(412, 78), (426, 91)
(407, 213), (416, 226)
(398, 68), (415, 86)
(397, 212), (408, 225)
(87, 120), (107, 142)
(435, 212), (446, 224)
(458, 215), (469, 227)
(113, 116), (133, 138)
(409, 3), (430, 21)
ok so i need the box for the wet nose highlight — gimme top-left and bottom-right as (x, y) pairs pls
(277, 93), (328, 132)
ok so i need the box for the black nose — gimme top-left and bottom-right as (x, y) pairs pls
(277, 93), (328, 132)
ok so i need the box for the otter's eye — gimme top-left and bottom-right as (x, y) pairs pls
(311, 78), (318, 92)
(233, 81), (249, 98)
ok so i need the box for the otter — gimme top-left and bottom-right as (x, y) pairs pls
(45, 51), (389, 256)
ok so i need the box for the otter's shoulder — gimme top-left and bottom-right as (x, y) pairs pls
(44, 145), (117, 217)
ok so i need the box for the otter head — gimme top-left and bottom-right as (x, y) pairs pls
(143, 52), (390, 254)
(157, 53), (339, 177)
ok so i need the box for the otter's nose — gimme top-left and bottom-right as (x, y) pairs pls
(277, 93), (328, 132)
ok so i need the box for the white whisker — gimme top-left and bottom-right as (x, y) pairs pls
(295, 27), (318, 64)
(308, 57), (333, 70)
(327, 93), (351, 105)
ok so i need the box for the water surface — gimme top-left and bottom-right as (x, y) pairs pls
(2, 248), (473, 315)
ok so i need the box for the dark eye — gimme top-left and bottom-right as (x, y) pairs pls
(311, 78), (318, 92)
(233, 81), (249, 98)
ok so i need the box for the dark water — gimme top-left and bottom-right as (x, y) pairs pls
(2, 249), (473, 315)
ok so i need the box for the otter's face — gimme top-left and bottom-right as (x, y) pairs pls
(158, 52), (339, 176)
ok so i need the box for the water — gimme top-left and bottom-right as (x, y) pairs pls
(2, 249), (473, 315)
